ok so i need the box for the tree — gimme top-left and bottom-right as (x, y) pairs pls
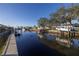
(49, 6), (66, 25)
(37, 4), (79, 29)
(33, 25), (38, 29)
(38, 17), (49, 28)
(65, 5), (79, 24)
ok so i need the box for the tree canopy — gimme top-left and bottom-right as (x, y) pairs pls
(37, 4), (79, 28)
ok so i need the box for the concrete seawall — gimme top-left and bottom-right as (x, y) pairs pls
(1, 33), (18, 56)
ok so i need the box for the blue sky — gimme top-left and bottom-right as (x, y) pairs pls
(0, 3), (72, 27)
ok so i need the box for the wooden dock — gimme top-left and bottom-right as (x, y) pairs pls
(2, 34), (18, 56)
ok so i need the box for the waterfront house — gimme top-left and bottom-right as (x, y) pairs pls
(56, 22), (73, 31)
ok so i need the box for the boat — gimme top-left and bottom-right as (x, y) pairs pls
(15, 30), (21, 36)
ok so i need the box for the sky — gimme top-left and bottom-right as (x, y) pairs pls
(0, 3), (72, 27)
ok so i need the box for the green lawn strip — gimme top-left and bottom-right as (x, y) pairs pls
(0, 36), (9, 55)
(0, 46), (3, 55)
(0, 43), (6, 55)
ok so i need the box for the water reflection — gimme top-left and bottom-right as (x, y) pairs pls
(44, 33), (56, 41)
(16, 32), (63, 56)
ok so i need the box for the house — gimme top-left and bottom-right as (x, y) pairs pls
(71, 18), (79, 27)
(56, 22), (73, 31)
(71, 18), (79, 25)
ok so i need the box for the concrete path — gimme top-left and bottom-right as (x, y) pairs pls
(2, 34), (18, 56)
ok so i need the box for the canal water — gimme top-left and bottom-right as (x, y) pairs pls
(16, 32), (64, 56)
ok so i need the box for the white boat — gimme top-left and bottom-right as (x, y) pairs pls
(15, 29), (21, 36)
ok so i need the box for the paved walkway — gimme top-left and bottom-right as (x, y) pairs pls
(2, 34), (18, 56)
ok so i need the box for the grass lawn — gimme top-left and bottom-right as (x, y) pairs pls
(0, 47), (3, 55)
(0, 45), (5, 55)
(0, 38), (8, 55)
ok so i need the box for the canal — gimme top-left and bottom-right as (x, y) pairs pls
(16, 32), (63, 56)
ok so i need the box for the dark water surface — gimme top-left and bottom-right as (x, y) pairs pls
(16, 32), (64, 56)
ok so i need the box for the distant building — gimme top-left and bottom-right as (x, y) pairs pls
(71, 18), (79, 24)
(71, 19), (79, 27)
